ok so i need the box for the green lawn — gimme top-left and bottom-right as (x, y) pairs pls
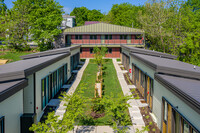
(0, 51), (33, 63)
(75, 59), (131, 125)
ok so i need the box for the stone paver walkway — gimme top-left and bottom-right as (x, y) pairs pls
(112, 59), (147, 132)
(55, 59), (90, 120)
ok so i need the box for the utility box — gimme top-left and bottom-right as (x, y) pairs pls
(20, 113), (35, 133)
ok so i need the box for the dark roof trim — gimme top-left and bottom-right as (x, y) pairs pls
(122, 45), (177, 59)
(64, 32), (144, 35)
(0, 79), (28, 102)
(155, 74), (200, 114)
(24, 53), (70, 77)
(130, 53), (200, 80)
(0, 53), (71, 83)
(130, 53), (157, 70)
(21, 45), (80, 60)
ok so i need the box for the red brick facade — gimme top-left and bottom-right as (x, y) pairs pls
(69, 35), (142, 45)
(80, 47), (120, 58)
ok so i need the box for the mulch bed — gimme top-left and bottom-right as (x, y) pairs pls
(130, 88), (144, 99)
(90, 112), (105, 119)
(140, 107), (160, 133)
(123, 73), (134, 85)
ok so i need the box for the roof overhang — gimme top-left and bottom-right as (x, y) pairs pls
(155, 74), (200, 114)
(0, 79), (28, 102)
(63, 32), (144, 35)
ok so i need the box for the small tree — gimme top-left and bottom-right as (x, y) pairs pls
(30, 86), (88, 132)
(102, 93), (132, 133)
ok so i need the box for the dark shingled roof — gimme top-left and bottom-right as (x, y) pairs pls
(0, 79), (28, 102)
(0, 53), (70, 82)
(130, 53), (200, 80)
(122, 45), (177, 59)
(155, 74), (200, 114)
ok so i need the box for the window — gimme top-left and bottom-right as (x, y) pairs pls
(0, 116), (4, 133)
(164, 100), (168, 123)
(42, 78), (46, 109)
(75, 35), (82, 40)
(108, 48), (112, 53)
(90, 48), (93, 53)
(150, 78), (153, 96)
(120, 35), (127, 40)
(135, 34), (142, 39)
(90, 35), (97, 40)
(183, 120), (189, 133)
(105, 35), (112, 40)
(141, 72), (145, 87)
(80, 48), (82, 53)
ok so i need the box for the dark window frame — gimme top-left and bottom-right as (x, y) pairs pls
(105, 35), (112, 40)
(135, 34), (142, 39)
(120, 35), (127, 40)
(90, 48), (94, 53)
(75, 35), (82, 40)
(108, 48), (112, 53)
(90, 35), (97, 40)
(0, 116), (4, 133)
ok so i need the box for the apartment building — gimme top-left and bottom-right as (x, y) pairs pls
(0, 46), (80, 133)
(63, 22), (144, 58)
(121, 45), (200, 132)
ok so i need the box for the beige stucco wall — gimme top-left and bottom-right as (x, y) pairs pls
(0, 90), (23, 133)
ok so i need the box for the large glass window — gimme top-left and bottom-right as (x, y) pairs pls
(150, 78), (153, 96)
(120, 35), (127, 40)
(164, 101), (168, 123)
(75, 35), (82, 40)
(135, 34), (142, 39)
(183, 120), (189, 133)
(0, 116), (4, 133)
(105, 35), (112, 40)
(42, 78), (46, 109)
(90, 35), (97, 40)
(108, 48), (112, 53)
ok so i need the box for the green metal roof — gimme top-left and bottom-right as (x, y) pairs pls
(64, 23), (144, 34)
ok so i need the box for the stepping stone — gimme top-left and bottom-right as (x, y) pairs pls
(76, 126), (96, 133)
(72, 70), (79, 73)
(119, 64), (124, 67)
(129, 106), (140, 113)
(62, 84), (71, 89)
(47, 99), (61, 107)
(96, 126), (113, 133)
(132, 112), (143, 119)
(77, 65), (82, 67)
(128, 85), (136, 89)
(117, 61), (122, 64)
(132, 118), (145, 125)
(79, 61), (85, 65)
(122, 70), (128, 73)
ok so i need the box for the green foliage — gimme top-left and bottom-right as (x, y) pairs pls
(145, 115), (150, 119)
(102, 93), (132, 133)
(1, 0), (63, 51)
(102, 3), (144, 28)
(138, 0), (200, 65)
(93, 46), (108, 67)
(0, 0), (7, 15)
(117, 58), (121, 62)
(135, 126), (150, 133)
(91, 98), (105, 113)
(30, 86), (88, 132)
(70, 7), (103, 26)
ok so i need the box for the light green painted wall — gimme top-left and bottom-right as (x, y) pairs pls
(154, 80), (200, 130)
(35, 56), (71, 121)
(23, 75), (34, 113)
(0, 90), (23, 133)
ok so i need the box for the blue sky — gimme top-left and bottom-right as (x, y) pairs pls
(5, 0), (146, 14)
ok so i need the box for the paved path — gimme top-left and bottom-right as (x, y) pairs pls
(112, 59), (147, 132)
(55, 59), (90, 120)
